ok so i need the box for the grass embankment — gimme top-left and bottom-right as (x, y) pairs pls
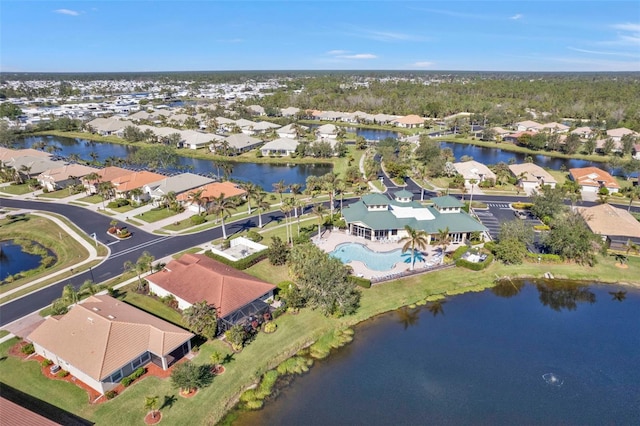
(0, 183), (33, 195)
(0, 215), (90, 295)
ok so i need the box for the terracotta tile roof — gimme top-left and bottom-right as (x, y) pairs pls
(0, 147), (52, 161)
(93, 166), (131, 182)
(38, 164), (99, 183)
(569, 166), (620, 189)
(111, 171), (165, 193)
(146, 253), (275, 318)
(27, 295), (193, 382)
(576, 204), (640, 238)
(394, 114), (425, 125)
(176, 181), (246, 202)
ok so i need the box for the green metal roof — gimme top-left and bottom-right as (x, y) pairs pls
(431, 195), (464, 208)
(393, 189), (413, 199)
(361, 193), (391, 206)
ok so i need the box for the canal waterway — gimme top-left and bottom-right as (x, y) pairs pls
(234, 281), (640, 425)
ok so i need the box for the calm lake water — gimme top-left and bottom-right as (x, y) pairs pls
(0, 240), (45, 280)
(14, 136), (332, 191)
(235, 281), (640, 426)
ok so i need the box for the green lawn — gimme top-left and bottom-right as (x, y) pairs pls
(0, 330), (9, 338)
(134, 208), (178, 223)
(110, 205), (135, 214)
(118, 285), (187, 328)
(0, 183), (33, 195)
(77, 194), (104, 204)
(37, 189), (75, 199)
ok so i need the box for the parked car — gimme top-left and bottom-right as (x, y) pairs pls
(514, 210), (528, 219)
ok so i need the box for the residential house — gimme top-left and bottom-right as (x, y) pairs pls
(502, 131), (535, 144)
(515, 120), (543, 132)
(341, 192), (487, 244)
(86, 117), (133, 137)
(250, 121), (281, 134)
(144, 173), (215, 204)
(146, 253), (276, 333)
(111, 171), (165, 200)
(576, 203), (640, 245)
(219, 133), (263, 154)
(176, 181), (246, 213)
(37, 164), (99, 192)
(508, 163), (557, 194)
(82, 166), (131, 194)
(453, 160), (497, 184)
(27, 295), (193, 395)
(246, 105), (266, 116)
(235, 118), (258, 134)
(261, 138), (299, 156)
(490, 127), (512, 141)
(0, 396), (61, 426)
(569, 166), (620, 193)
(280, 107), (300, 117)
(606, 127), (636, 142)
(0, 147), (51, 162)
(393, 115), (425, 128)
(541, 122), (570, 133)
(316, 123), (338, 139)
(277, 123), (308, 139)
(4, 156), (62, 179)
(180, 130), (224, 149)
(571, 126), (595, 139)
(632, 144), (640, 160)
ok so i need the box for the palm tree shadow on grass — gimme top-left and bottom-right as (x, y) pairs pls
(160, 395), (177, 410)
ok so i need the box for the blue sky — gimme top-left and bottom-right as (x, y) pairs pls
(1, 1), (639, 72)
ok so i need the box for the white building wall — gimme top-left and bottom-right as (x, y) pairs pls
(148, 282), (192, 310)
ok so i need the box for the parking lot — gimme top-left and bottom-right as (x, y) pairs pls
(474, 202), (542, 241)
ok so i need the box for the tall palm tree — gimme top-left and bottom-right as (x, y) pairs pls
(84, 171), (101, 195)
(98, 181), (114, 209)
(162, 191), (178, 211)
(288, 183), (302, 216)
(129, 187), (144, 204)
(62, 284), (79, 304)
(322, 173), (337, 217)
(311, 203), (326, 241)
(281, 200), (293, 245)
(208, 193), (233, 239)
(334, 178), (346, 212)
(468, 178), (478, 212)
(414, 165), (428, 201)
(187, 189), (206, 214)
(399, 225), (429, 270)
(436, 227), (452, 265)
(241, 182), (260, 214)
(273, 179), (287, 204)
(255, 191), (270, 228)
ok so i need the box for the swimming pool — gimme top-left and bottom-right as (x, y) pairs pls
(329, 242), (425, 271)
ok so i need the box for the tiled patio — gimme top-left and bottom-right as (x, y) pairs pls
(314, 230), (450, 281)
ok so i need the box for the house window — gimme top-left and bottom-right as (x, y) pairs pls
(110, 370), (123, 383)
(132, 352), (150, 369)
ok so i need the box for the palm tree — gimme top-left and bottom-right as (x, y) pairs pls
(79, 279), (97, 296)
(399, 225), (429, 270)
(98, 181), (114, 209)
(273, 179), (286, 204)
(84, 171), (100, 195)
(281, 200), (293, 245)
(311, 203), (326, 241)
(241, 182), (260, 214)
(255, 191), (270, 228)
(628, 186), (640, 212)
(187, 189), (206, 214)
(62, 284), (79, 304)
(322, 173), (337, 217)
(335, 179), (347, 212)
(208, 193), (233, 239)
(436, 227), (452, 265)
(288, 183), (302, 215)
(414, 165), (428, 201)
(468, 178), (478, 212)
(144, 395), (160, 420)
(129, 187), (144, 204)
(162, 191), (178, 211)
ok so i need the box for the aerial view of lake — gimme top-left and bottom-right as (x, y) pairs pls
(14, 136), (332, 190)
(0, 240), (46, 280)
(234, 281), (640, 426)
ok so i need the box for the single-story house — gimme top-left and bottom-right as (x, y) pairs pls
(86, 118), (133, 137)
(515, 120), (543, 132)
(111, 171), (165, 200)
(341, 192), (487, 244)
(606, 127), (636, 142)
(176, 181), (247, 212)
(0, 396), (60, 426)
(260, 138), (299, 156)
(4, 156), (63, 179)
(571, 126), (595, 139)
(541, 122), (570, 133)
(246, 105), (266, 116)
(82, 166), (131, 194)
(234, 118), (258, 134)
(144, 173), (215, 204)
(508, 163), (557, 194)
(453, 160), (496, 184)
(393, 115), (425, 128)
(576, 203), (640, 244)
(280, 107), (300, 117)
(146, 253), (276, 333)
(315, 123), (338, 139)
(502, 131), (535, 144)
(37, 163), (99, 192)
(251, 121), (281, 134)
(569, 167), (620, 193)
(217, 133), (263, 154)
(180, 130), (224, 149)
(632, 144), (640, 160)
(0, 147), (51, 162)
(27, 295), (193, 395)
(277, 123), (308, 139)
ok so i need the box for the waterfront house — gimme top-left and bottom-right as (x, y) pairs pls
(82, 166), (131, 194)
(4, 156), (62, 179)
(176, 181), (246, 212)
(144, 173), (215, 204)
(575, 203), (640, 245)
(393, 115), (425, 128)
(569, 167), (620, 194)
(37, 163), (99, 192)
(606, 127), (636, 142)
(341, 191), (487, 244)
(502, 131), (535, 144)
(280, 107), (300, 117)
(86, 117), (133, 137)
(316, 123), (339, 139)
(180, 130), (224, 149)
(0, 147), (51, 162)
(453, 160), (496, 184)
(508, 163), (557, 194)
(541, 122), (570, 133)
(260, 138), (299, 156)
(277, 123), (308, 139)
(515, 120), (543, 132)
(146, 253), (276, 333)
(219, 133), (263, 154)
(571, 126), (596, 139)
(27, 295), (193, 395)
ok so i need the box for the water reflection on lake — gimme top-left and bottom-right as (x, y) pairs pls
(234, 281), (640, 426)
(0, 240), (46, 280)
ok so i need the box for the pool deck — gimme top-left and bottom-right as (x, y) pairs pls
(314, 230), (450, 281)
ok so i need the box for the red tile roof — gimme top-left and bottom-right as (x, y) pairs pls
(146, 253), (275, 318)
(569, 166), (620, 189)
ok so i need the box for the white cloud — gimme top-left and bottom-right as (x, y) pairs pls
(54, 9), (80, 16)
(327, 50), (348, 56)
(510, 14), (523, 20)
(340, 53), (377, 60)
(612, 23), (640, 32)
(412, 61), (434, 68)
(568, 46), (640, 58)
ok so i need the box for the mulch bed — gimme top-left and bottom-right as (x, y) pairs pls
(7, 341), (32, 359)
(211, 365), (225, 375)
(179, 388), (199, 398)
(144, 412), (162, 425)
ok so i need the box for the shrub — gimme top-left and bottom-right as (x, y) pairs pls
(21, 343), (35, 355)
(190, 214), (206, 225)
(121, 376), (134, 387)
(263, 322), (277, 333)
(534, 224), (550, 231)
(204, 249), (268, 270)
(105, 390), (117, 400)
(57, 370), (69, 378)
(41, 359), (53, 367)
(121, 367), (146, 387)
(246, 230), (263, 242)
(511, 202), (533, 210)
(225, 325), (247, 351)
(455, 253), (494, 270)
(107, 199), (130, 208)
(451, 246), (469, 261)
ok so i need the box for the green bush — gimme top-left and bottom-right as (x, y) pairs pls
(347, 275), (371, 289)
(246, 230), (263, 242)
(451, 246), (469, 261)
(511, 202), (533, 210)
(57, 370), (69, 378)
(121, 376), (133, 387)
(105, 390), (117, 400)
(263, 322), (277, 333)
(204, 249), (268, 270)
(190, 214), (206, 225)
(455, 253), (494, 270)
(21, 343), (35, 355)
(41, 359), (53, 367)
(121, 367), (146, 387)
(107, 198), (130, 208)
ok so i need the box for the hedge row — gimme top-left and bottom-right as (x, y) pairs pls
(204, 249), (268, 270)
(451, 246), (469, 261)
(348, 275), (372, 289)
(121, 367), (146, 387)
(455, 253), (494, 270)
